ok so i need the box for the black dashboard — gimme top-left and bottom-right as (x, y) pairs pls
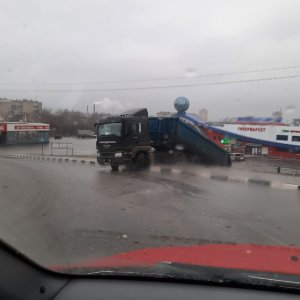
(55, 279), (300, 300)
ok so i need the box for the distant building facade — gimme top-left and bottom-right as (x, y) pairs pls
(156, 111), (174, 117)
(0, 122), (49, 145)
(199, 109), (208, 122)
(0, 99), (42, 122)
(293, 118), (300, 126)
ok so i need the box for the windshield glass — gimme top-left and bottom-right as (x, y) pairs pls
(98, 123), (122, 137)
(1, 0), (300, 288)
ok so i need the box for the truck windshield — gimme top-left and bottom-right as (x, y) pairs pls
(98, 123), (122, 137)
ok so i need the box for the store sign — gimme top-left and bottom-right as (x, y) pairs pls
(237, 127), (266, 132)
(0, 125), (6, 132)
(283, 129), (300, 133)
(14, 125), (49, 130)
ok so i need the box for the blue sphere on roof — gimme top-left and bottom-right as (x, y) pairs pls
(174, 97), (190, 113)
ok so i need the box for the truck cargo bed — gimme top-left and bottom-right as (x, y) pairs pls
(149, 116), (231, 166)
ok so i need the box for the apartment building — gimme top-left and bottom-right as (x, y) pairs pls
(0, 98), (42, 122)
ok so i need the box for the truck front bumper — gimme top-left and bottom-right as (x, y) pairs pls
(97, 152), (132, 165)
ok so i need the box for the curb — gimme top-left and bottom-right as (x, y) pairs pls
(149, 166), (300, 192)
(210, 174), (229, 182)
(1, 154), (96, 167)
(248, 178), (271, 186)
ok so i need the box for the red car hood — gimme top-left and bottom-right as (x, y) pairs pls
(52, 244), (300, 275)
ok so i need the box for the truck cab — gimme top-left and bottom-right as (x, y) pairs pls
(96, 109), (151, 171)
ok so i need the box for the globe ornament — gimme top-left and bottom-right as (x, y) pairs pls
(174, 97), (190, 113)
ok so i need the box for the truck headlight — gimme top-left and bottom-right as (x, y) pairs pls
(115, 152), (123, 157)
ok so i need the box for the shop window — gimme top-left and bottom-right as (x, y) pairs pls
(276, 135), (288, 141)
(292, 136), (300, 142)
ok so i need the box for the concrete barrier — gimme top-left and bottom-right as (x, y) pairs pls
(210, 174), (229, 182)
(248, 178), (271, 186)
(180, 170), (198, 177)
(228, 177), (248, 183)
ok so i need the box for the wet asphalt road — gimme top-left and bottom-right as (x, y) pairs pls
(0, 157), (299, 269)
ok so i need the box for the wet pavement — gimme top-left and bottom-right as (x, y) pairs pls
(0, 156), (299, 270)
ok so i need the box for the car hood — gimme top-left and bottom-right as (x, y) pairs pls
(51, 244), (300, 275)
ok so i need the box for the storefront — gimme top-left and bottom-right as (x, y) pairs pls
(0, 122), (50, 145)
(245, 143), (263, 155)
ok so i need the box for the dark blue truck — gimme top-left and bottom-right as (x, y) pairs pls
(149, 116), (231, 166)
(95, 108), (231, 171)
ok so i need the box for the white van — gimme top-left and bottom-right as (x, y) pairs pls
(230, 153), (246, 161)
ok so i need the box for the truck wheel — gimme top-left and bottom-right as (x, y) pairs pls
(174, 151), (186, 163)
(111, 164), (119, 171)
(134, 152), (150, 170)
(190, 155), (200, 164)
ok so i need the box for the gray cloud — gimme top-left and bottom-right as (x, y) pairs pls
(0, 0), (299, 121)
(94, 97), (133, 113)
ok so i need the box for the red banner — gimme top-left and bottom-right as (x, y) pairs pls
(14, 125), (49, 130)
(0, 124), (7, 132)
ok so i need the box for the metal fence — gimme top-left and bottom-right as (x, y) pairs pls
(50, 142), (74, 156)
(233, 156), (300, 176)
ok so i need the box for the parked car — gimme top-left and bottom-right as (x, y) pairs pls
(230, 153), (246, 161)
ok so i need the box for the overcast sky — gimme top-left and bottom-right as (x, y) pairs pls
(0, 0), (299, 121)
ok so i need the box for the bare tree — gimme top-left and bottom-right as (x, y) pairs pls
(41, 109), (109, 136)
